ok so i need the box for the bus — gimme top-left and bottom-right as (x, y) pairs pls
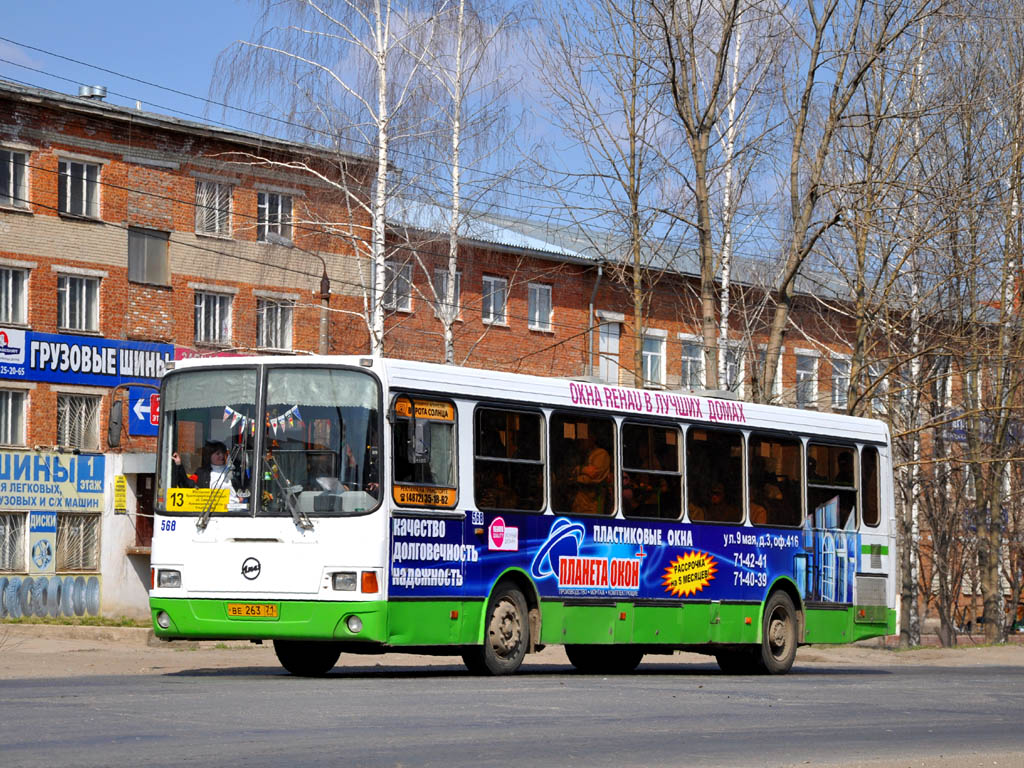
(148, 355), (897, 676)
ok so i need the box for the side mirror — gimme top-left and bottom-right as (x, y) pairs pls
(107, 400), (123, 448)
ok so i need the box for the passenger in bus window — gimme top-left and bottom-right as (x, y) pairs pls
(572, 435), (611, 515)
(835, 451), (854, 485)
(708, 482), (739, 521)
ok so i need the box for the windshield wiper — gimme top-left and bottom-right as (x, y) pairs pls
(196, 444), (242, 533)
(264, 452), (314, 531)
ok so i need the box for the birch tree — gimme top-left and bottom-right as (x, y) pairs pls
(215, 0), (443, 355)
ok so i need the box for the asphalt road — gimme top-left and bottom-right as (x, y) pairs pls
(2, 655), (1023, 768)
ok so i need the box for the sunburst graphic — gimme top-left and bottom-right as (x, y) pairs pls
(662, 551), (718, 597)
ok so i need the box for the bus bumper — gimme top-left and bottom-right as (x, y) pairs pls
(150, 597), (387, 643)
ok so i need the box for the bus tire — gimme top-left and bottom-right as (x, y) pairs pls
(464, 582), (528, 675)
(272, 640), (341, 677)
(566, 645), (643, 674)
(757, 591), (798, 675)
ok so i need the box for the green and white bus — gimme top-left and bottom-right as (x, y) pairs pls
(149, 356), (896, 675)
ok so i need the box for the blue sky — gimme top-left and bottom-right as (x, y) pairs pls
(0, 1), (256, 128)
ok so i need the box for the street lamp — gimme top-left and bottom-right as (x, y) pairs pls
(266, 233), (331, 355)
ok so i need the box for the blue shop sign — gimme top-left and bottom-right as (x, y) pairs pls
(0, 328), (172, 387)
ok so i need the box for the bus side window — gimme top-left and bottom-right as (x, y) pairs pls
(621, 422), (681, 520)
(391, 397), (457, 497)
(686, 428), (743, 523)
(550, 412), (615, 516)
(474, 407), (545, 512)
(747, 433), (802, 527)
(862, 446), (880, 527)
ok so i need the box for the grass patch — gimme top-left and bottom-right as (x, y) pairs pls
(0, 615), (150, 628)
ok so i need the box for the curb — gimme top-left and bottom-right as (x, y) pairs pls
(0, 623), (156, 646)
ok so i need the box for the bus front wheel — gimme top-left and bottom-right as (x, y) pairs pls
(273, 639), (342, 677)
(463, 583), (528, 675)
(757, 591), (798, 674)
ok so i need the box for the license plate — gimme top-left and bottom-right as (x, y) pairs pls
(227, 602), (279, 618)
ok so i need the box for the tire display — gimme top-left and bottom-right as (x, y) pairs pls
(18, 576), (34, 617)
(47, 575), (63, 617)
(0, 575), (8, 619)
(30, 576), (47, 617)
(60, 575), (75, 617)
(72, 575), (86, 616)
(85, 576), (100, 615)
(5, 577), (22, 619)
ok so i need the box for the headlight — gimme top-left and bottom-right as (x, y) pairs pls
(156, 611), (171, 629)
(157, 569), (181, 588)
(346, 615), (363, 633)
(332, 572), (357, 591)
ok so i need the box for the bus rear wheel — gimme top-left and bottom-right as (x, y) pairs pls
(463, 583), (528, 675)
(273, 639), (342, 677)
(757, 591), (798, 675)
(566, 645), (643, 674)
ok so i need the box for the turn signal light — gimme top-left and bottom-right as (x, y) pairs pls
(361, 571), (379, 593)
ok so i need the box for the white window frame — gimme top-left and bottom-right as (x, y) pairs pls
(257, 191), (292, 242)
(678, 335), (705, 389)
(257, 297), (294, 351)
(868, 362), (887, 415)
(831, 355), (850, 410)
(527, 282), (552, 332)
(482, 275), (507, 325)
(127, 227), (170, 286)
(57, 392), (100, 451)
(597, 316), (621, 385)
(57, 274), (100, 332)
(0, 149), (29, 209)
(58, 159), (100, 218)
(383, 259), (413, 311)
(194, 290), (233, 345)
(795, 351), (819, 409)
(0, 266), (28, 324)
(195, 180), (232, 237)
(432, 268), (462, 320)
(722, 342), (745, 396)
(0, 388), (26, 446)
(642, 330), (667, 386)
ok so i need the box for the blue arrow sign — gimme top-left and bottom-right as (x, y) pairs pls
(128, 386), (160, 437)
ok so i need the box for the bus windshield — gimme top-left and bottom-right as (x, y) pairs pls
(158, 366), (381, 519)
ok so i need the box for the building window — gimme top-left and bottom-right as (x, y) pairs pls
(723, 344), (743, 394)
(57, 274), (100, 331)
(195, 180), (231, 236)
(383, 260), (412, 311)
(0, 513), (26, 571)
(432, 268), (461, 319)
(0, 149), (28, 208)
(58, 160), (100, 218)
(257, 192), (292, 241)
(796, 354), (818, 409)
(127, 227), (170, 285)
(680, 340), (704, 389)
(56, 513), (100, 571)
(831, 357), (850, 410)
(482, 275), (507, 324)
(599, 322), (620, 384)
(195, 291), (232, 344)
(0, 267), (27, 324)
(0, 389), (25, 446)
(57, 393), (100, 450)
(933, 354), (952, 409)
(528, 283), (552, 331)
(257, 298), (293, 350)
(642, 334), (665, 386)
(868, 362), (887, 414)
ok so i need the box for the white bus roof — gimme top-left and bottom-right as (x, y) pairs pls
(169, 355), (890, 445)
